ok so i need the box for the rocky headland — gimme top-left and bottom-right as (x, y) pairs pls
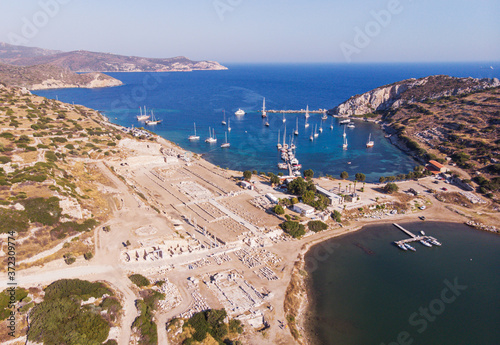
(330, 75), (500, 116)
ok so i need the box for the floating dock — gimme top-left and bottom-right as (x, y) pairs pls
(393, 223), (442, 250)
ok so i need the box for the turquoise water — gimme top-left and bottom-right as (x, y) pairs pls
(305, 222), (500, 345)
(33, 63), (500, 181)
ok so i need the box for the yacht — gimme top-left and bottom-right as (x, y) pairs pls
(347, 122), (355, 129)
(188, 122), (200, 140)
(265, 121), (270, 127)
(366, 133), (374, 148)
(235, 108), (245, 116)
(396, 242), (407, 251)
(220, 132), (230, 148)
(205, 127), (217, 143)
(428, 237), (442, 246)
(419, 240), (432, 247)
(339, 118), (350, 124)
(405, 243), (416, 251)
(145, 110), (162, 125)
(261, 97), (267, 118)
(321, 112), (328, 120)
(277, 162), (288, 170)
(136, 106), (150, 121)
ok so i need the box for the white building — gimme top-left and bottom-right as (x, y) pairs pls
(265, 193), (279, 204)
(315, 185), (343, 205)
(293, 203), (315, 217)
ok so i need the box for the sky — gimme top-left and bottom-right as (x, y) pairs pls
(0, 0), (499, 63)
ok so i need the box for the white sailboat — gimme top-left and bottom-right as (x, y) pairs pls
(366, 133), (374, 148)
(321, 111), (328, 120)
(282, 127), (288, 149)
(235, 108), (245, 116)
(277, 130), (282, 150)
(221, 110), (227, 125)
(265, 120), (270, 127)
(282, 111), (286, 123)
(319, 123), (323, 133)
(305, 116), (309, 128)
(262, 97), (267, 118)
(343, 125), (347, 138)
(221, 132), (230, 148)
(188, 122), (200, 140)
(343, 132), (348, 150)
(294, 118), (299, 135)
(205, 127), (217, 143)
(330, 118), (334, 130)
(348, 122), (355, 129)
(137, 106), (150, 121)
(227, 118), (231, 132)
(314, 125), (319, 138)
(305, 105), (310, 119)
(309, 128), (314, 141)
(145, 110), (162, 125)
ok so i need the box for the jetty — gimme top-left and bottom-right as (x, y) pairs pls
(393, 223), (442, 250)
(266, 109), (327, 114)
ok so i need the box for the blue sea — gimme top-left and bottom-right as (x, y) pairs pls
(33, 62), (500, 181)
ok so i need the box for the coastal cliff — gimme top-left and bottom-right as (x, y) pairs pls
(0, 63), (123, 90)
(330, 75), (500, 116)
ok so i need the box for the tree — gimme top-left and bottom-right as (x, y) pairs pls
(355, 173), (366, 182)
(280, 221), (306, 238)
(270, 174), (280, 186)
(379, 176), (386, 183)
(303, 169), (314, 179)
(383, 182), (399, 194)
(243, 170), (252, 181)
(273, 205), (285, 215)
(332, 210), (341, 223)
(340, 171), (349, 179)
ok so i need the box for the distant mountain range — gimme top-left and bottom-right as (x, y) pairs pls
(0, 42), (228, 72)
(0, 63), (123, 90)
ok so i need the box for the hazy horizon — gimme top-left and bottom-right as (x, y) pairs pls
(1, 0), (499, 63)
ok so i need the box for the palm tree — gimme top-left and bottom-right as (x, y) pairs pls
(349, 183), (352, 193)
(339, 182), (341, 193)
(354, 181), (357, 193)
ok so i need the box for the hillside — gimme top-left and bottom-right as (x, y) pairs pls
(0, 63), (123, 90)
(0, 42), (60, 60)
(0, 84), (127, 267)
(329, 75), (500, 116)
(0, 42), (227, 72)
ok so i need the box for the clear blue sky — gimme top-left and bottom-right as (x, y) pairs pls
(1, 0), (499, 63)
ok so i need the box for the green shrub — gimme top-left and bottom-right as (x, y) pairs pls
(307, 220), (328, 232)
(280, 221), (306, 238)
(383, 182), (399, 194)
(273, 204), (285, 215)
(0, 156), (11, 164)
(21, 197), (61, 226)
(129, 274), (150, 287)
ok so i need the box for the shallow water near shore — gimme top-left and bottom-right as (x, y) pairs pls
(304, 221), (500, 345)
(33, 62), (499, 182)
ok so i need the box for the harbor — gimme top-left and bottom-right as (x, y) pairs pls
(393, 223), (442, 251)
